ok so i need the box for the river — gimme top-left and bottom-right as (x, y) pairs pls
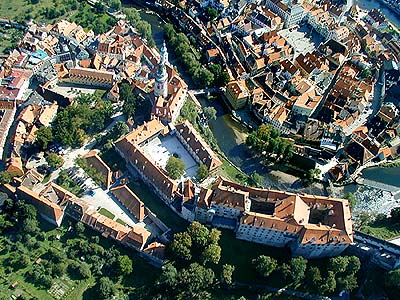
(356, 0), (400, 28)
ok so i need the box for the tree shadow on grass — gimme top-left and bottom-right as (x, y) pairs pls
(82, 284), (98, 300)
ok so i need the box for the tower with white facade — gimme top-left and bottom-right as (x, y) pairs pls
(154, 41), (169, 99)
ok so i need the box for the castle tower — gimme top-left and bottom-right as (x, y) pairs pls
(154, 41), (169, 99)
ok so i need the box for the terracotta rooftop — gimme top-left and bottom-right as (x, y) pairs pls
(110, 185), (145, 222)
(84, 150), (113, 188)
(175, 120), (222, 171)
(200, 177), (353, 245)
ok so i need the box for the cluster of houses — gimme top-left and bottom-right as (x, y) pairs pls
(1, 156), (169, 266)
(155, 0), (400, 182)
(0, 18), (193, 265)
(3, 0), (400, 264)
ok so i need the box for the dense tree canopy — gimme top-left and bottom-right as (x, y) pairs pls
(46, 152), (64, 169)
(35, 126), (53, 150)
(164, 23), (218, 88)
(246, 124), (294, 163)
(166, 156), (186, 180)
(154, 263), (215, 300)
(196, 164), (209, 182)
(168, 222), (222, 267)
(117, 255), (133, 275)
(53, 94), (113, 148)
(252, 255), (277, 278)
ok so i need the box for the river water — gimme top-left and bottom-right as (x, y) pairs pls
(356, 0), (400, 28)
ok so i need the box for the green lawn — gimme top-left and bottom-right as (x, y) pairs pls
(0, 0), (78, 24)
(98, 207), (115, 220)
(0, 28), (23, 54)
(116, 218), (126, 226)
(127, 180), (189, 231)
(360, 219), (400, 240)
(216, 157), (248, 184)
(216, 229), (289, 284)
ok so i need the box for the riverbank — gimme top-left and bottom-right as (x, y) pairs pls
(356, 0), (400, 28)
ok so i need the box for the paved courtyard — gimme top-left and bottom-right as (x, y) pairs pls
(48, 83), (99, 98)
(279, 29), (316, 57)
(142, 134), (199, 179)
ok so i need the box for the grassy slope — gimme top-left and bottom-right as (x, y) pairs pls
(0, 0), (76, 23)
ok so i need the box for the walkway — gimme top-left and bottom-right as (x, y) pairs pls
(235, 281), (331, 300)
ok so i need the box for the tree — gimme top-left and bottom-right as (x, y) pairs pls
(385, 269), (400, 298)
(221, 264), (235, 286)
(110, 121), (129, 140)
(219, 71), (230, 86)
(157, 263), (178, 290)
(75, 221), (85, 234)
(109, 0), (121, 10)
(136, 20), (154, 45)
(305, 266), (322, 291)
(196, 164), (209, 182)
(209, 228), (221, 244)
(77, 262), (91, 279)
(169, 231), (192, 261)
(53, 262), (68, 277)
(35, 126), (53, 150)
(124, 7), (141, 26)
(337, 274), (358, 292)
(360, 69), (371, 79)
(0, 214), (12, 232)
(0, 171), (16, 185)
(346, 256), (361, 275)
(201, 243), (221, 265)
(305, 168), (321, 184)
(188, 221), (210, 248)
(22, 217), (39, 234)
(391, 207), (400, 222)
(94, 2), (106, 14)
(328, 256), (349, 275)
(321, 271), (336, 294)
(178, 263), (215, 300)
(165, 156), (186, 180)
(46, 153), (64, 169)
(204, 107), (217, 120)
(205, 7), (219, 20)
(252, 255), (278, 278)
(97, 277), (116, 300)
(289, 257), (307, 284)
(249, 172), (263, 188)
(345, 192), (357, 209)
(194, 69), (214, 87)
(117, 255), (133, 275)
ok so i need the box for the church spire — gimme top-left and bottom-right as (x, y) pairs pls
(160, 40), (168, 65)
(154, 41), (169, 99)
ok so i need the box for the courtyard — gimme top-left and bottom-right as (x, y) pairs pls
(142, 133), (199, 180)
